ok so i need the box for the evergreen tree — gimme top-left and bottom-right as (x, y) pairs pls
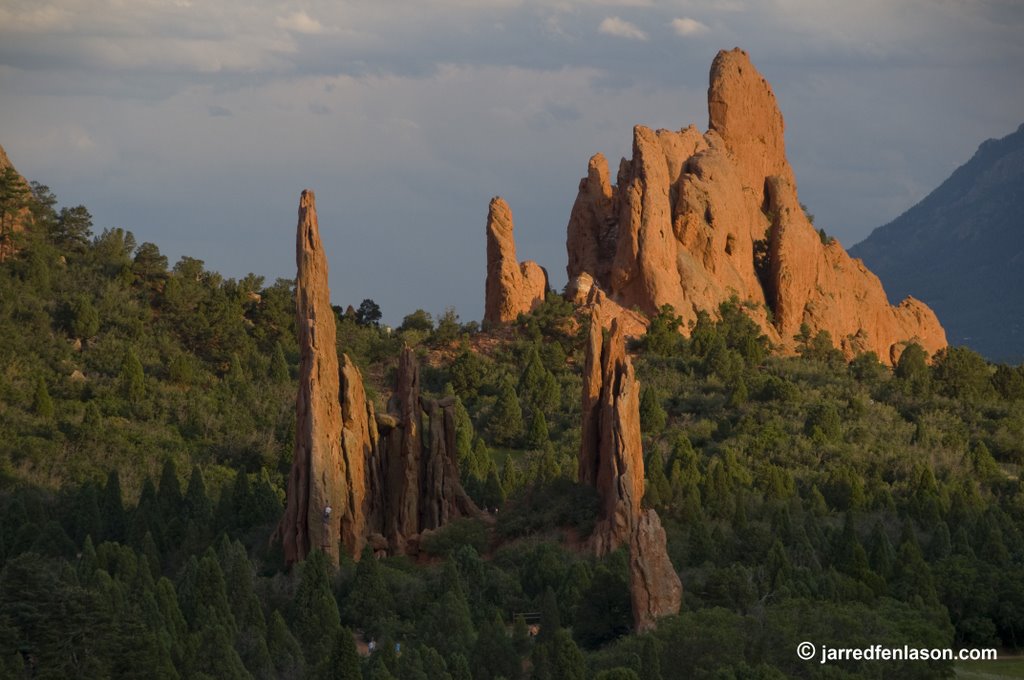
(291, 550), (341, 668)
(324, 627), (362, 680)
(487, 377), (523, 446)
(343, 547), (393, 640)
(270, 341), (290, 382)
(537, 587), (560, 647)
(526, 410), (549, 449)
(121, 349), (146, 404)
(32, 377), (54, 419)
(640, 635), (662, 680)
(550, 629), (585, 680)
(470, 612), (517, 680)
(267, 610), (305, 679)
(639, 385), (667, 435)
(102, 470), (127, 544)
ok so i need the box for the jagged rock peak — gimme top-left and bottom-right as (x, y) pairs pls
(484, 196), (548, 326)
(565, 48), (946, 364)
(278, 189), (347, 565)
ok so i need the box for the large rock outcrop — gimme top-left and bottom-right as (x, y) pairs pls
(566, 48), (946, 363)
(276, 194), (481, 564)
(277, 190), (349, 565)
(484, 197), (548, 326)
(579, 311), (682, 629)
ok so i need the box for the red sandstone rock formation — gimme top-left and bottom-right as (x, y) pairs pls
(339, 354), (378, 557)
(579, 311), (681, 629)
(580, 314), (646, 555)
(566, 48), (946, 363)
(0, 143), (33, 262)
(484, 196), (548, 326)
(278, 193), (481, 564)
(630, 509), (683, 633)
(380, 346), (482, 554)
(277, 190), (348, 565)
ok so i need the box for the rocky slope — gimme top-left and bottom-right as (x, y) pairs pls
(850, 123), (1024, 362)
(484, 196), (548, 326)
(565, 48), (946, 364)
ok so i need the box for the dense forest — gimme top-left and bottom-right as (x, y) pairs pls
(2, 181), (1024, 679)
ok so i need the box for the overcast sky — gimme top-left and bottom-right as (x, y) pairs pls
(1, 0), (1022, 324)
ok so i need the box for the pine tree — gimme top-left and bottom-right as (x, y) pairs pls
(639, 385), (666, 435)
(102, 470), (126, 543)
(324, 627), (362, 680)
(31, 376), (55, 419)
(267, 610), (305, 678)
(291, 549), (341, 668)
(526, 410), (549, 449)
(550, 629), (585, 680)
(157, 459), (183, 518)
(270, 341), (290, 382)
(121, 348), (146, 405)
(487, 376), (523, 446)
(537, 587), (560, 646)
(640, 635), (662, 680)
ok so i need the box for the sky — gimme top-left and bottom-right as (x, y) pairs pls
(1, 0), (1022, 325)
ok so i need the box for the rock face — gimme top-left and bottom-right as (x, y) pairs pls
(579, 311), (681, 629)
(580, 314), (645, 556)
(630, 509), (683, 633)
(565, 48), (946, 364)
(0, 143), (33, 262)
(276, 197), (481, 565)
(277, 190), (348, 565)
(380, 346), (482, 554)
(484, 197), (548, 326)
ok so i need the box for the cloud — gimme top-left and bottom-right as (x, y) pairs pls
(671, 17), (709, 36)
(598, 16), (647, 40)
(207, 105), (232, 117)
(275, 11), (328, 35)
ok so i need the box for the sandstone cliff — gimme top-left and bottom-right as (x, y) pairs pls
(566, 48), (946, 363)
(484, 196), (548, 326)
(579, 311), (682, 629)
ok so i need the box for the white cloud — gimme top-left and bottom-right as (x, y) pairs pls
(598, 16), (647, 40)
(671, 17), (709, 36)
(275, 11), (328, 35)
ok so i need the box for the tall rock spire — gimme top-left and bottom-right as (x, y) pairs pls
(277, 189), (347, 565)
(484, 196), (548, 326)
(579, 312), (681, 630)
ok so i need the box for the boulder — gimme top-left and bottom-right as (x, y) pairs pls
(630, 509), (683, 633)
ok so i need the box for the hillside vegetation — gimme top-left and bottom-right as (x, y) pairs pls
(1, 184), (1024, 678)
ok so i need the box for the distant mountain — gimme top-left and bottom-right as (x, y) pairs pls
(850, 123), (1024, 363)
